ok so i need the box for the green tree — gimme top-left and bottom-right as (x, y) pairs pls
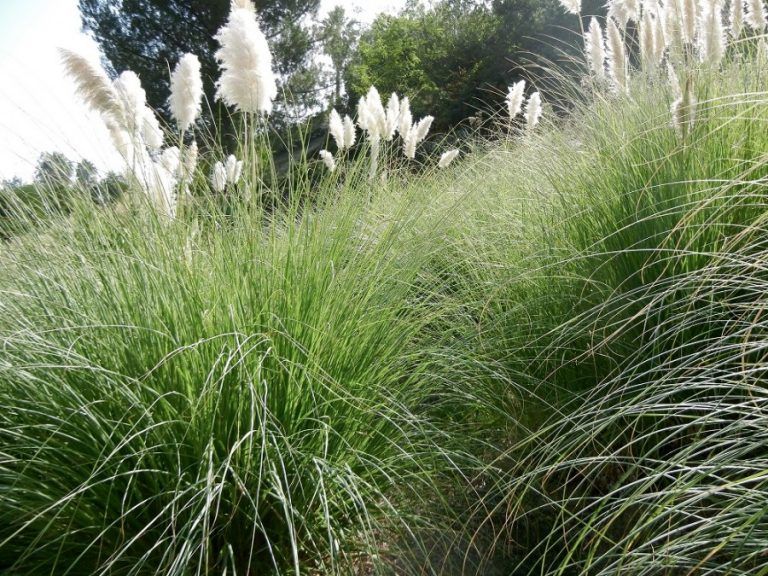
(34, 152), (73, 188)
(76, 159), (98, 188)
(1, 177), (23, 189)
(319, 6), (360, 107)
(79, 0), (322, 127)
(347, 0), (606, 132)
(93, 172), (127, 206)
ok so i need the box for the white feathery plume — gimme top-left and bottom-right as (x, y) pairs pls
(506, 80), (526, 120)
(403, 116), (434, 159)
(558, 0), (581, 15)
(151, 169), (177, 218)
(606, 18), (629, 93)
(731, 0), (744, 36)
(111, 72), (164, 149)
(663, 0), (685, 50)
(357, 88), (386, 141)
(169, 53), (203, 132)
(653, 3), (668, 61)
(357, 95), (371, 134)
(142, 108), (164, 150)
(640, 10), (659, 69)
(608, 0), (632, 27)
(404, 131), (418, 159)
(211, 162), (227, 192)
(104, 117), (135, 163)
(625, 0), (641, 22)
(225, 154), (243, 184)
(366, 86), (388, 136)
(357, 87), (387, 180)
(438, 149), (460, 169)
(181, 141), (198, 191)
(698, 0), (726, 65)
(185, 141), (198, 174)
(524, 92), (542, 131)
(59, 49), (122, 119)
(667, 61), (682, 99)
(160, 148), (180, 204)
(585, 17), (606, 78)
(608, 0), (640, 24)
(746, 0), (767, 30)
(159, 146), (180, 176)
(369, 140), (380, 181)
(683, 0), (698, 42)
(385, 93), (400, 140)
(214, 4), (277, 114)
(319, 150), (336, 172)
(414, 116), (434, 141)
(328, 109), (346, 150)
(671, 73), (697, 137)
(140, 147), (179, 219)
(343, 115), (356, 148)
(231, 0), (255, 10)
(398, 97), (413, 138)
(113, 71), (147, 135)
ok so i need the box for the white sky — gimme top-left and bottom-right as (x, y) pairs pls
(0, 0), (405, 182)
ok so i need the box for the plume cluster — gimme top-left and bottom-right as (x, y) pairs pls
(357, 86), (387, 142)
(347, 86), (436, 174)
(403, 116), (435, 159)
(60, 50), (183, 217)
(328, 109), (356, 151)
(210, 155), (243, 192)
(567, 0), (768, 139)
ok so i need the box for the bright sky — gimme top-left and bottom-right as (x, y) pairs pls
(0, 0), (405, 182)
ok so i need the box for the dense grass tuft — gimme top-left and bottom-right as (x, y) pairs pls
(3, 35), (768, 576)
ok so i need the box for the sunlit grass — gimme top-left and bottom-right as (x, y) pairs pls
(3, 19), (768, 576)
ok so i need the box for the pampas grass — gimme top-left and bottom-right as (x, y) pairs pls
(606, 17), (628, 93)
(319, 149), (336, 172)
(437, 149), (460, 168)
(506, 79), (526, 122)
(58, 48), (123, 119)
(214, 2), (277, 115)
(169, 53), (203, 132)
(585, 17), (606, 78)
(524, 91), (542, 130)
(9, 2), (768, 575)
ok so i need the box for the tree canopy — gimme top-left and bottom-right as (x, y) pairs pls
(346, 0), (606, 131)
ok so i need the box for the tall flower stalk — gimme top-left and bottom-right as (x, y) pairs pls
(606, 18), (629, 93)
(585, 17), (606, 79)
(214, 0), (278, 202)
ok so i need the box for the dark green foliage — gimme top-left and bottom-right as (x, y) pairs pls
(347, 0), (606, 131)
